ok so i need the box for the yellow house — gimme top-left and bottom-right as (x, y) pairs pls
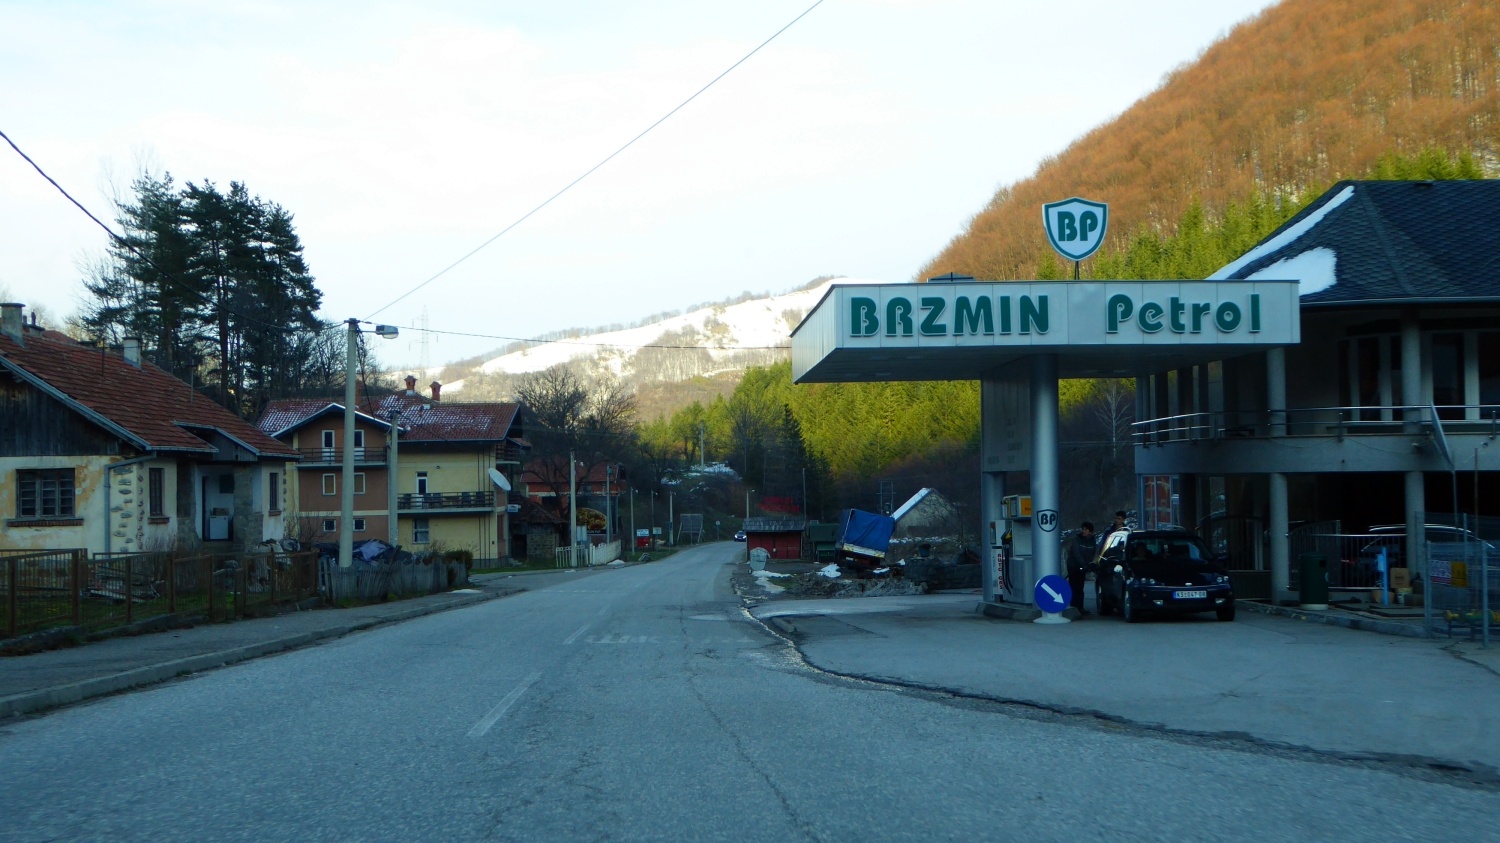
(377, 380), (528, 563)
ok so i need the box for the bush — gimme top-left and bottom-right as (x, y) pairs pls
(444, 549), (475, 568)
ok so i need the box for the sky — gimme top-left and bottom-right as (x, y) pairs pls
(0, 0), (1280, 368)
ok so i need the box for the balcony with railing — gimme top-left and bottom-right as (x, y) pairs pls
(1133, 405), (1500, 446)
(398, 491), (496, 513)
(297, 447), (387, 466)
(495, 440), (527, 464)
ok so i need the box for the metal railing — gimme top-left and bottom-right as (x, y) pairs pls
(297, 446), (385, 465)
(555, 540), (622, 569)
(1133, 405), (1500, 445)
(3, 549), (320, 640)
(398, 491), (496, 511)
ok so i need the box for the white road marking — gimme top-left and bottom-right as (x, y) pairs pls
(467, 672), (543, 738)
(563, 605), (612, 644)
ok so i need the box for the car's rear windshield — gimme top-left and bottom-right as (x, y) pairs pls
(1127, 537), (1214, 563)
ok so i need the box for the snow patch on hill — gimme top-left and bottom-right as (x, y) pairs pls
(448, 277), (891, 391)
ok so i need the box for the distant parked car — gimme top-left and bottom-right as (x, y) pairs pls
(1094, 528), (1235, 622)
(734, 530), (747, 542)
(1356, 524), (1497, 573)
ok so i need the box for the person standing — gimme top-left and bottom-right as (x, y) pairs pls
(1103, 510), (1128, 540)
(1065, 521), (1096, 614)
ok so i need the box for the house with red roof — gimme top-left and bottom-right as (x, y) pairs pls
(256, 399), (396, 547)
(0, 303), (299, 555)
(258, 375), (529, 563)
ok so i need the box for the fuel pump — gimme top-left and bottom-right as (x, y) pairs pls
(999, 495), (1034, 603)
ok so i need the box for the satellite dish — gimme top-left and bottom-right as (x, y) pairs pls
(487, 467), (511, 492)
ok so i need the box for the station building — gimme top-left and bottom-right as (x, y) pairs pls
(793, 179), (1500, 607)
(1137, 179), (1500, 600)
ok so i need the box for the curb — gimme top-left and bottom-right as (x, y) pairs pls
(1236, 599), (1432, 638)
(0, 588), (518, 720)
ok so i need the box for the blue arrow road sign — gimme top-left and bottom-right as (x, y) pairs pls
(1034, 574), (1071, 613)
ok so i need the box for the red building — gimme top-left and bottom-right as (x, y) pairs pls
(743, 517), (806, 560)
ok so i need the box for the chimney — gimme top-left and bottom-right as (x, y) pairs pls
(1, 302), (23, 345)
(405, 374), (417, 395)
(122, 336), (142, 367)
(429, 381), (442, 402)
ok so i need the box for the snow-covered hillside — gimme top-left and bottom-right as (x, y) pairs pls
(445, 277), (891, 392)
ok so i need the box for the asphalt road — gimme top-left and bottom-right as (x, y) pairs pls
(1, 542), (1494, 842)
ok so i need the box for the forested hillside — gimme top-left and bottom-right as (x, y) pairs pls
(920, 0), (1499, 281)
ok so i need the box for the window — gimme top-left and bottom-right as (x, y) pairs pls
(17, 469), (76, 518)
(148, 467), (165, 517)
(414, 517), (430, 543)
(322, 474), (336, 495)
(353, 518), (366, 532)
(416, 472), (428, 495)
(1433, 332), (1465, 419)
(353, 430), (365, 450)
(322, 518), (337, 533)
(268, 472), (280, 512)
(1480, 332), (1500, 408)
(218, 474), (234, 494)
(321, 430), (335, 449)
(354, 473), (366, 495)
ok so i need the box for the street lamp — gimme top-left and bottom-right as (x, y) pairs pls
(341, 319), (397, 569)
(746, 488), (755, 519)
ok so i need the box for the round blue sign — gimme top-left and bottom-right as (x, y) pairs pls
(1034, 574), (1072, 613)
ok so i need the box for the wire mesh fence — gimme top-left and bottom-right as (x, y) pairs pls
(1421, 513), (1496, 645)
(3, 549), (321, 640)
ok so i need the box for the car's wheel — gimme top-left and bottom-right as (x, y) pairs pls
(1216, 603), (1236, 622)
(1122, 588), (1139, 623)
(1096, 586), (1113, 616)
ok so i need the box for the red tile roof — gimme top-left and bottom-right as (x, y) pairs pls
(373, 394), (520, 443)
(0, 330), (296, 457)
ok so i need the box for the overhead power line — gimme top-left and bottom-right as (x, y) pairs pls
(0, 126), (315, 337)
(398, 323), (786, 351)
(365, 0), (827, 320)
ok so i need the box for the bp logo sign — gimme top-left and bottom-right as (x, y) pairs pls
(1043, 197), (1108, 262)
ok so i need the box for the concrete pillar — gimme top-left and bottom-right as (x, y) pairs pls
(1267, 348), (1287, 437)
(1405, 470), (1426, 575)
(1401, 312), (1426, 574)
(1401, 311), (1423, 431)
(1030, 354), (1061, 582)
(1267, 347), (1289, 598)
(1270, 472), (1289, 601)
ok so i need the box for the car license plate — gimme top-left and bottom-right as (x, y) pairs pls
(1173, 590), (1207, 599)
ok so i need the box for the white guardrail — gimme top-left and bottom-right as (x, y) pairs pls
(555, 540), (622, 569)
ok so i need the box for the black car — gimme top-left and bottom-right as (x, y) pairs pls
(1094, 529), (1235, 622)
(733, 530), (747, 542)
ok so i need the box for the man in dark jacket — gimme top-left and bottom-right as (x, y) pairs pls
(1065, 521), (1096, 613)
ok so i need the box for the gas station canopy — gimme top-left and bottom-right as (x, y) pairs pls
(791, 280), (1301, 384)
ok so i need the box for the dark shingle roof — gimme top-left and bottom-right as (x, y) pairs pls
(1210, 180), (1500, 306)
(257, 399), (391, 437)
(0, 331), (296, 458)
(375, 395), (520, 443)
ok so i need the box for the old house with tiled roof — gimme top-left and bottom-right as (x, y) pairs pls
(258, 375), (529, 563)
(0, 303), (298, 554)
(256, 399), (395, 547)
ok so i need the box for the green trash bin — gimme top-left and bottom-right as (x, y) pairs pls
(1298, 552), (1329, 609)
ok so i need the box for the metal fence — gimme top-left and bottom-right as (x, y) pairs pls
(3, 548), (321, 640)
(1421, 513), (1497, 645)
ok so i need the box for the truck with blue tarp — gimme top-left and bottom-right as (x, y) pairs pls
(835, 509), (898, 576)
